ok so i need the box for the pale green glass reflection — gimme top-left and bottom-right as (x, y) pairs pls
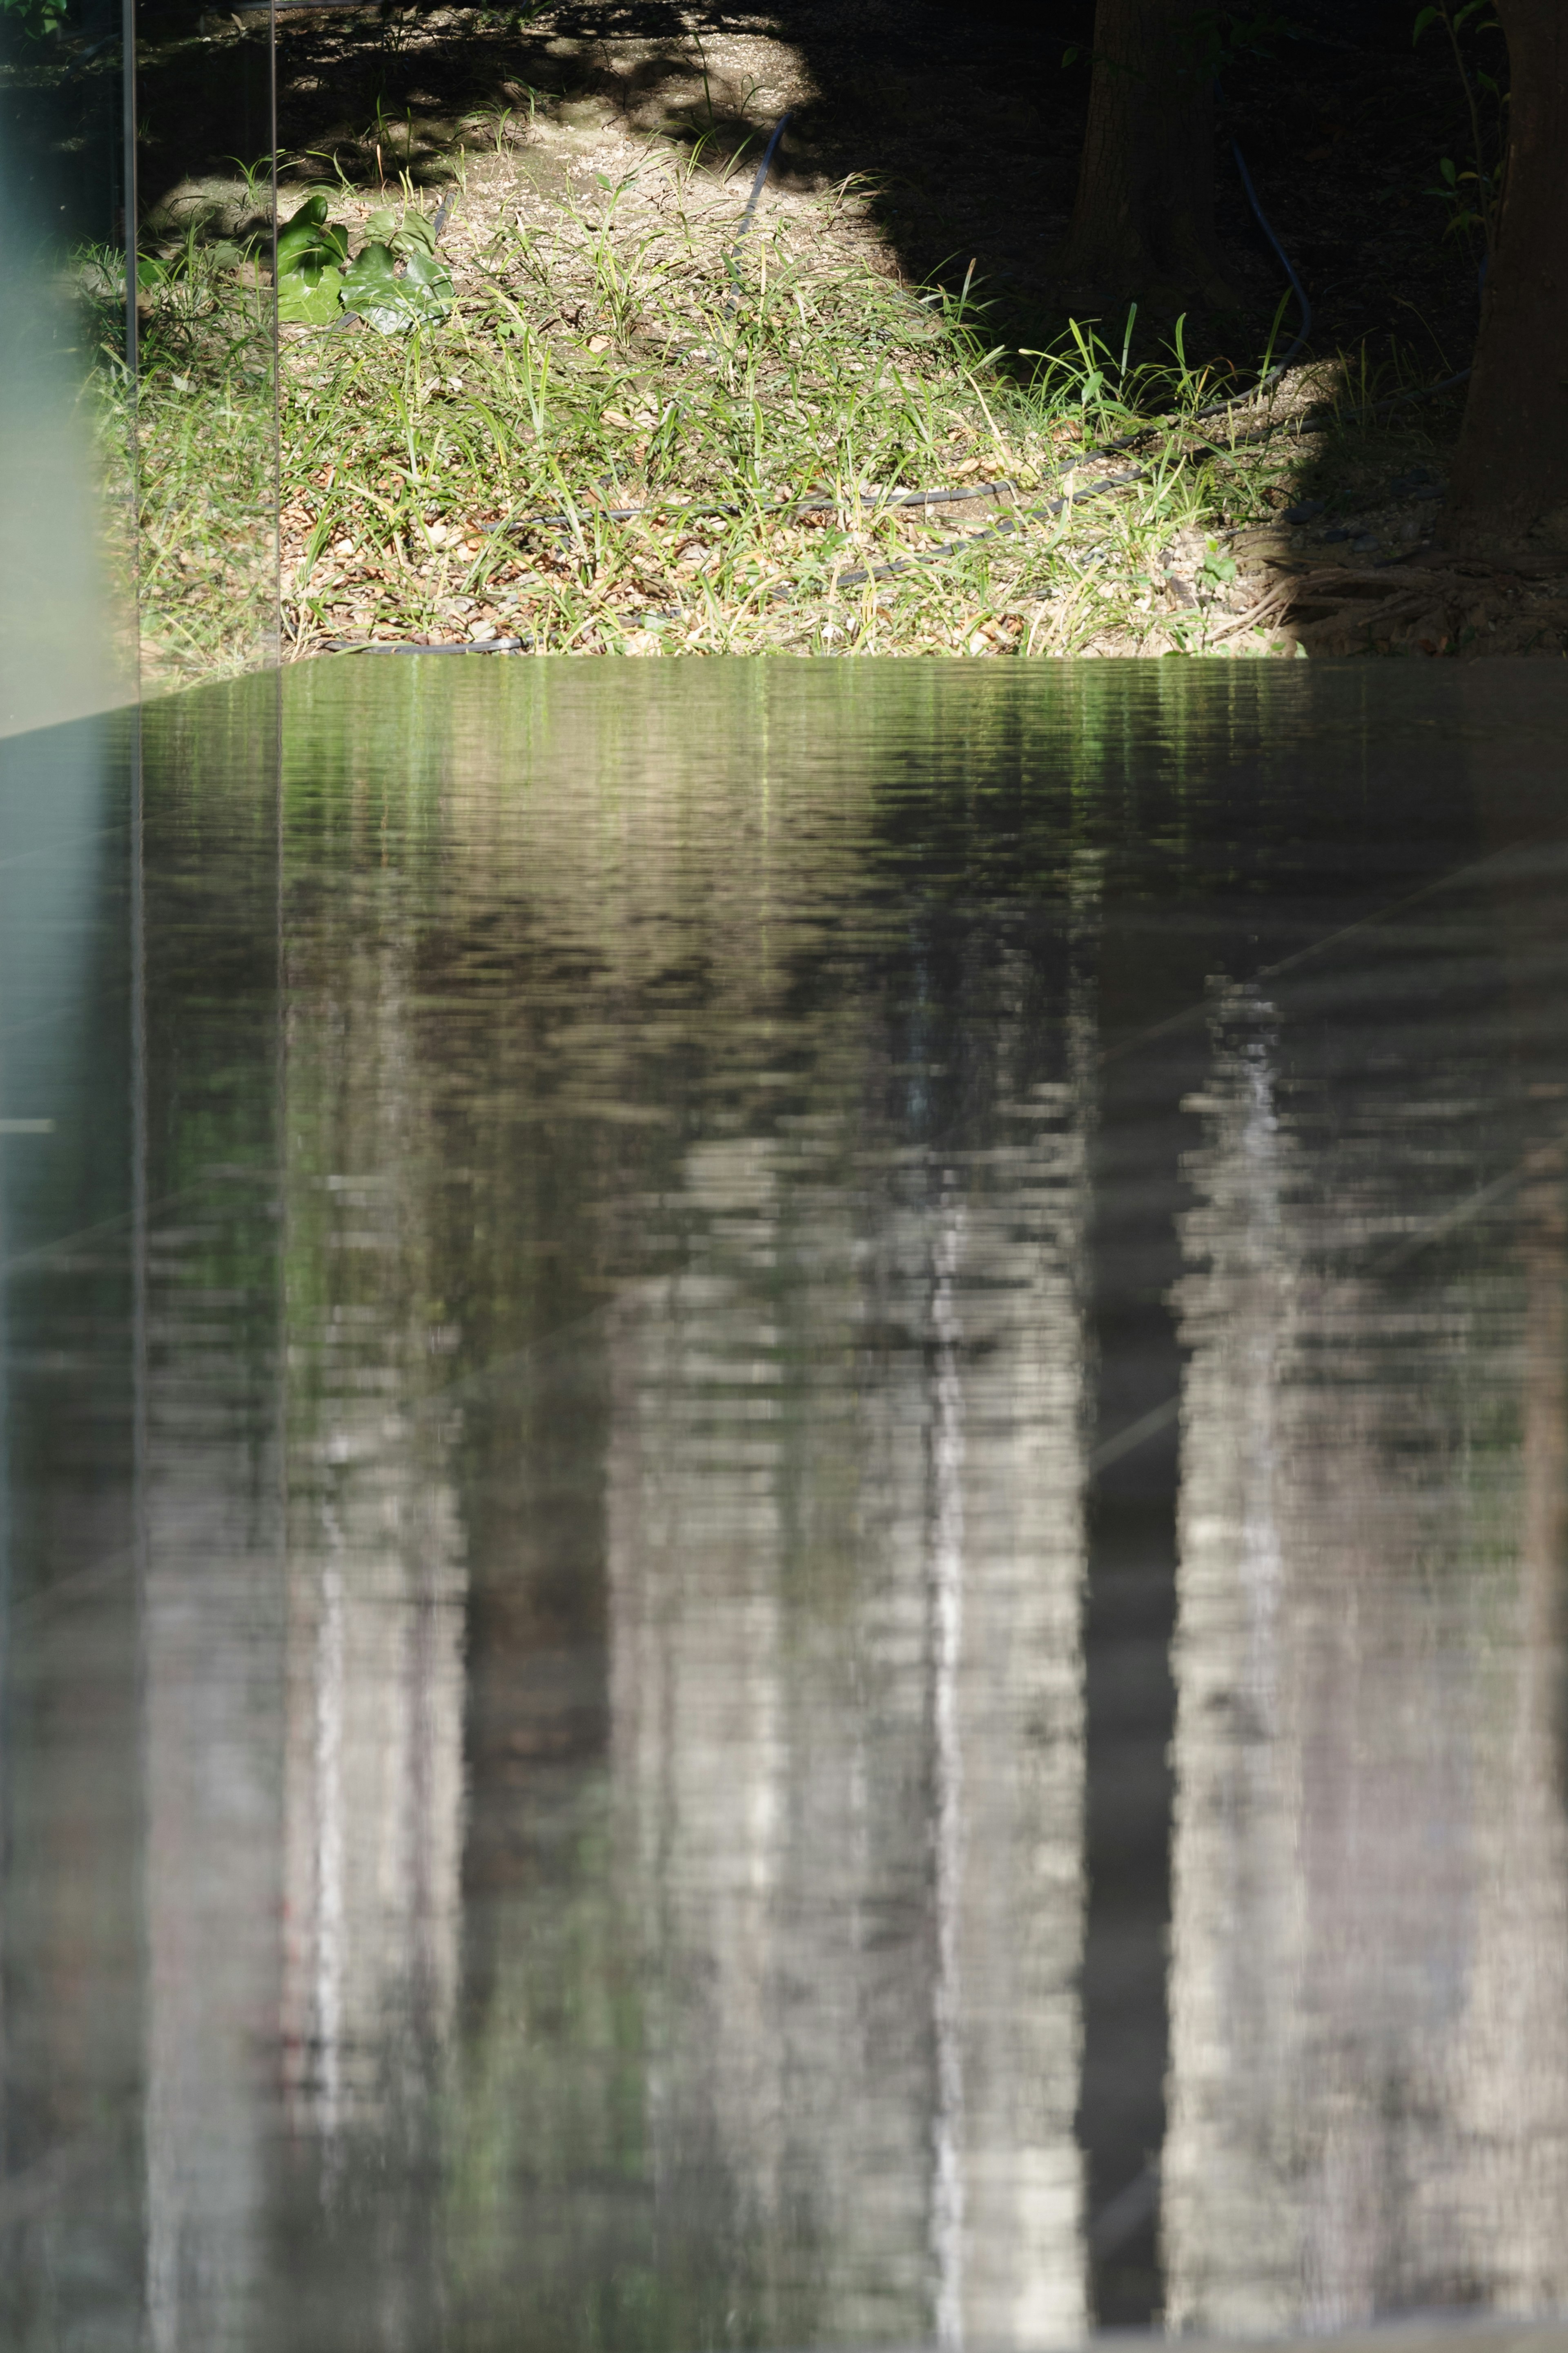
(0, 11), (135, 732)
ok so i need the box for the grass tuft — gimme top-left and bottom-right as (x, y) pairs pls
(109, 138), (1466, 672)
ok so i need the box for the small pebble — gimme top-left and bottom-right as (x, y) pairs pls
(1283, 500), (1324, 523)
(468, 618), (498, 642)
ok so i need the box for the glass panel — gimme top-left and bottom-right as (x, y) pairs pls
(0, 673), (283, 2342)
(0, 704), (142, 2343)
(0, 0), (143, 2300)
(0, 0), (136, 732)
(131, 0), (278, 689)
(137, 673), (285, 2347)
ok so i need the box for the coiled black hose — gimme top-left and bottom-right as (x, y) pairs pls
(1221, 141), (1314, 393)
(347, 130), (1471, 637)
(1083, 138), (1311, 461)
(498, 139), (1326, 547)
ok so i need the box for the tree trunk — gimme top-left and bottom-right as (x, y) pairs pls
(1441, 1), (1568, 560)
(1053, 0), (1235, 313)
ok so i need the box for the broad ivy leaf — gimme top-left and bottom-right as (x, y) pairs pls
(365, 205), (439, 257)
(277, 195), (349, 283)
(339, 239), (453, 334)
(400, 245), (453, 303)
(276, 194), (330, 273)
(278, 268), (345, 324)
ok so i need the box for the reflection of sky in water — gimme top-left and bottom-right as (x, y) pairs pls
(5, 663), (1568, 2352)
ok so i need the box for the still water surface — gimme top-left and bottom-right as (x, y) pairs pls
(4, 660), (1568, 2353)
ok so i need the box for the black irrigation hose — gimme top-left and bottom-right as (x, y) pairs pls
(326, 635), (528, 651)
(332, 136), (1474, 646)
(1074, 138), (1316, 466)
(494, 142), (1325, 552)
(822, 144), (1478, 595)
(502, 479), (1029, 534)
(1356, 367), (1472, 417)
(828, 467), (1152, 590)
(827, 372), (1473, 594)
(1219, 141), (1313, 399)
(724, 112), (790, 305)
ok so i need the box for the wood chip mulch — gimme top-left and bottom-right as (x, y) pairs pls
(1235, 553), (1568, 661)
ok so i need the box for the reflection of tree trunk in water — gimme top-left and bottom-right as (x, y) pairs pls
(1053, 0), (1235, 313)
(1453, 1149), (1568, 2306)
(1078, 992), (1184, 2330)
(927, 1203), (967, 2353)
(1481, 1158), (1568, 2299)
(1519, 1158), (1568, 1856)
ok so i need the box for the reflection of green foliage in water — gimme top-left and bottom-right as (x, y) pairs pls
(170, 660), (1491, 2351)
(0, 0), (71, 43)
(138, 682), (287, 1444)
(261, 670), (815, 2347)
(445, 1793), (798, 2353)
(144, 658), (1564, 2348)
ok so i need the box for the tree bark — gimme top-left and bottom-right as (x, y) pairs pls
(1053, 0), (1235, 313)
(1441, 1), (1568, 560)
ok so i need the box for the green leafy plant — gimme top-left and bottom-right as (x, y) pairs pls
(1414, 0), (1506, 259)
(1185, 6), (1301, 75)
(474, 0), (546, 29)
(274, 194), (453, 332)
(0, 0), (70, 43)
(1425, 152), (1494, 250)
(1196, 538), (1239, 592)
(1064, 7), (1299, 74)
(111, 126), (1457, 670)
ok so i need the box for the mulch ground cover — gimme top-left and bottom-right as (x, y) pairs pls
(113, 0), (1568, 667)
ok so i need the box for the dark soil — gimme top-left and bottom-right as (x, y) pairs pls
(126, 0), (1492, 392)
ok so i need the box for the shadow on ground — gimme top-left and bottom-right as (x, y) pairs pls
(128, 0), (1485, 378)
